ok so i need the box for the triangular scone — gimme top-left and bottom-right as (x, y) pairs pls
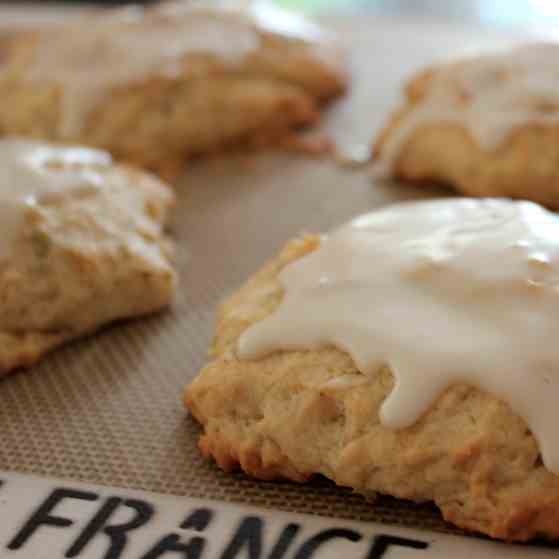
(374, 43), (559, 209)
(185, 235), (559, 542)
(0, 2), (346, 180)
(0, 139), (176, 374)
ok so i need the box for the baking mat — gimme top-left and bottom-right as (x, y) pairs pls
(0, 13), (556, 543)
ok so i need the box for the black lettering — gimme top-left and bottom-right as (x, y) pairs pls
(65, 496), (154, 559)
(268, 523), (300, 559)
(140, 535), (204, 559)
(294, 529), (362, 559)
(180, 508), (214, 532)
(220, 516), (263, 559)
(138, 508), (215, 558)
(7, 488), (98, 550)
(366, 534), (429, 558)
(220, 517), (301, 559)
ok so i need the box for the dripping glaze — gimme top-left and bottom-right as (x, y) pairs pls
(239, 198), (559, 475)
(380, 43), (559, 167)
(11, 3), (329, 137)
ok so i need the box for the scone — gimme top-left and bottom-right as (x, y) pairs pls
(0, 1), (346, 180)
(185, 198), (559, 542)
(0, 138), (175, 374)
(374, 43), (559, 209)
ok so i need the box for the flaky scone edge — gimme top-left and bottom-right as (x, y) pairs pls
(374, 67), (559, 209)
(185, 235), (559, 542)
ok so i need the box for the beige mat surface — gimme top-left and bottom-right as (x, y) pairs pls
(0, 13), (556, 543)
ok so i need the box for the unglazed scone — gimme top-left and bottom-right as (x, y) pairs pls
(0, 138), (175, 374)
(185, 198), (559, 542)
(0, 1), (346, 180)
(374, 43), (559, 209)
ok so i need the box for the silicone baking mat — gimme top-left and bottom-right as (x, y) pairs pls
(0, 13), (554, 543)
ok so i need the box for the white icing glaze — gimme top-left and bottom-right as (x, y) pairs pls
(238, 198), (559, 475)
(156, 1), (324, 41)
(14, 2), (325, 137)
(0, 138), (111, 258)
(381, 43), (559, 166)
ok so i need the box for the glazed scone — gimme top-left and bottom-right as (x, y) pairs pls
(185, 199), (559, 542)
(0, 138), (175, 374)
(0, 2), (346, 180)
(374, 43), (559, 209)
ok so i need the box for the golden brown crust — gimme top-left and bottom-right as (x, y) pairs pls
(0, 10), (346, 181)
(0, 331), (67, 373)
(374, 64), (559, 209)
(0, 141), (176, 376)
(185, 236), (559, 542)
(85, 76), (321, 181)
